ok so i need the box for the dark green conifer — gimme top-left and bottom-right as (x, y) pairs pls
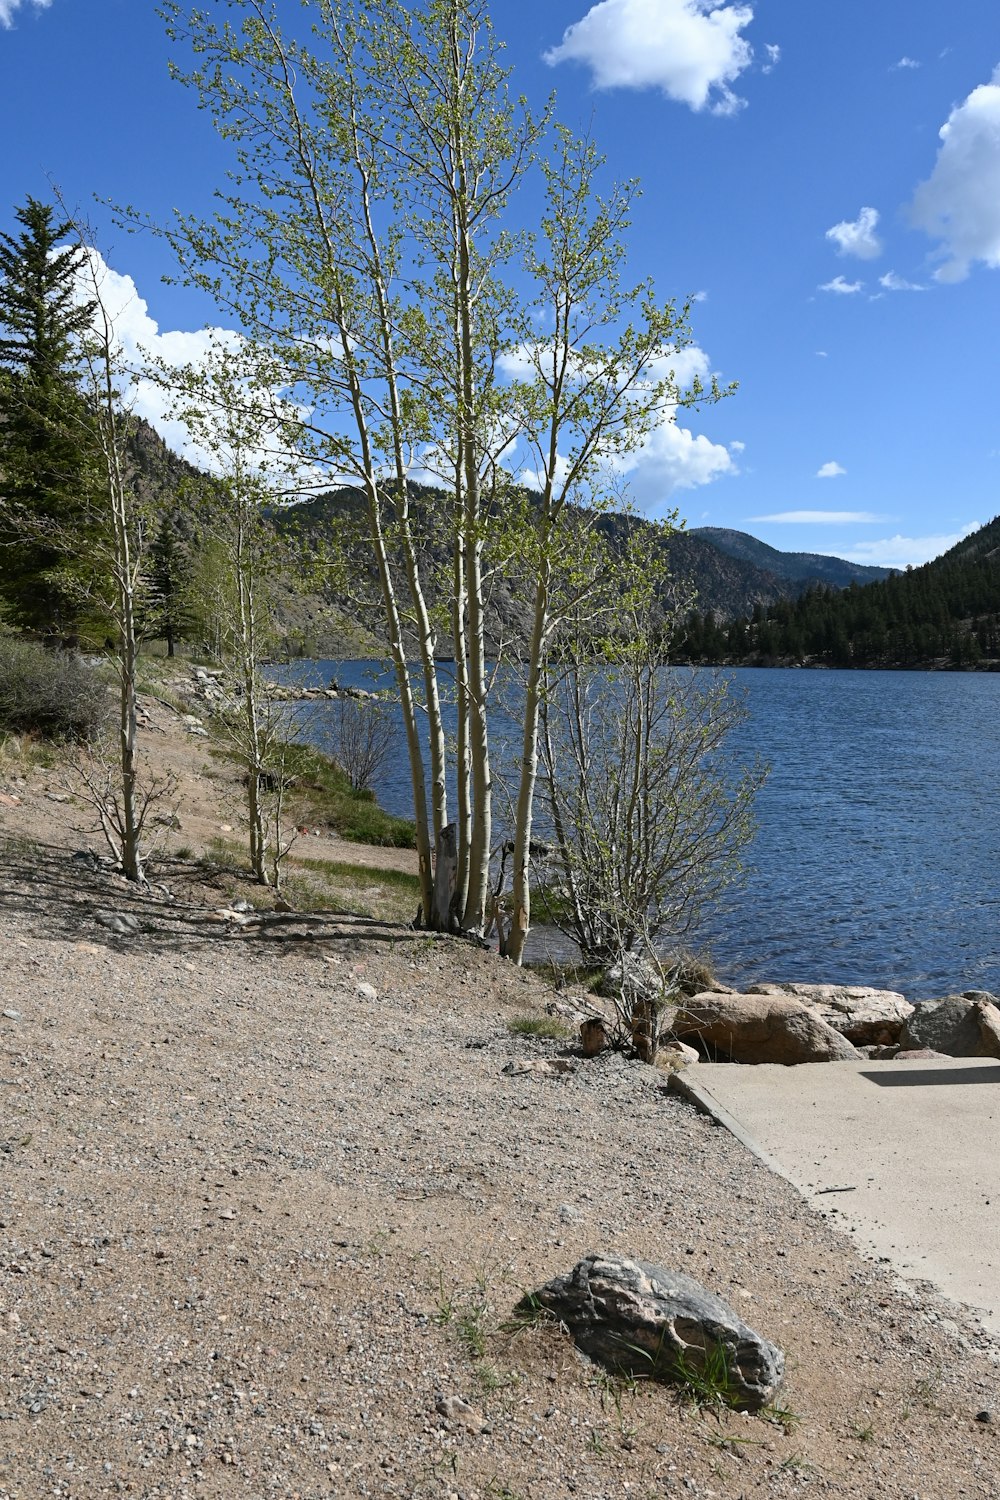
(0, 197), (98, 634)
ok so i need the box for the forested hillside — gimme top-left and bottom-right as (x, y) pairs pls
(681, 514), (1000, 669)
(280, 484), (879, 653)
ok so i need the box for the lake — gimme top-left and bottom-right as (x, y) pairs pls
(272, 661), (1000, 999)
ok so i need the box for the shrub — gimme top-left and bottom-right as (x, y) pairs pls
(328, 694), (395, 792)
(0, 635), (111, 740)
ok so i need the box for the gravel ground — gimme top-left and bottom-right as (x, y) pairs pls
(1, 705), (999, 1499)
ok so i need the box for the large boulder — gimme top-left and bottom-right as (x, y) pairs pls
(672, 992), (859, 1064)
(521, 1253), (783, 1411)
(974, 999), (1000, 1060)
(746, 982), (913, 1046)
(899, 993), (1000, 1058)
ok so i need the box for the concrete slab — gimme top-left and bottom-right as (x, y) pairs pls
(671, 1058), (1000, 1336)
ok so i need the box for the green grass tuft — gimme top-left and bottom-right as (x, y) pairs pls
(294, 854), (421, 895)
(507, 1014), (571, 1041)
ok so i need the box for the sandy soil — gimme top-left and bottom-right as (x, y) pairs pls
(1, 688), (998, 1500)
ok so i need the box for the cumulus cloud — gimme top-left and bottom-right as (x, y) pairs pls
(819, 276), (863, 295)
(498, 340), (737, 506)
(825, 206), (882, 260)
(910, 65), (1000, 281)
(543, 0), (756, 116)
(816, 461), (846, 478)
(0, 0), (50, 27)
(835, 524), (980, 568)
(606, 417), (737, 506)
(878, 270), (926, 292)
(72, 250), (314, 484)
(748, 511), (884, 525)
(762, 42), (780, 74)
(891, 56), (920, 71)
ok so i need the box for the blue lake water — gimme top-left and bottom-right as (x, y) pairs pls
(272, 661), (1000, 999)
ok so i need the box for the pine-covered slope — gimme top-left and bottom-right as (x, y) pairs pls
(685, 514), (1000, 669)
(115, 420), (922, 659)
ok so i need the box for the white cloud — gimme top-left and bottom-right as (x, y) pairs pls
(816, 350), (828, 358)
(816, 461), (846, 478)
(749, 510), (884, 524)
(729, 439), (746, 453)
(835, 524), (979, 568)
(72, 250), (314, 484)
(762, 42), (780, 74)
(910, 65), (1000, 281)
(891, 56), (920, 71)
(825, 206), (882, 260)
(587, 345), (739, 503)
(819, 275), (863, 295)
(608, 419), (737, 505)
(543, 0), (756, 116)
(878, 270), (926, 292)
(499, 340), (737, 505)
(0, 0), (50, 27)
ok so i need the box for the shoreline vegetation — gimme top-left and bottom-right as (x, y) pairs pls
(5, 649), (996, 1033)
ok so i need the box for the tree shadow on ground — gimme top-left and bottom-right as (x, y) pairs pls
(0, 838), (428, 954)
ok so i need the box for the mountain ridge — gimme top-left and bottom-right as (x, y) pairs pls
(689, 526), (893, 590)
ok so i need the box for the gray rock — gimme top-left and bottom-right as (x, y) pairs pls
(2, 1009), (21, 1022)
(354, 981), (378, 1003)
(94, 910), (141, 936)
(900, 996), (995, 1057)
(521, 1253), (783, 1411)
(672, 992), (859, 1064)
(747, 982), (913, 1046)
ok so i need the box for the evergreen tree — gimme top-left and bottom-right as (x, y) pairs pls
(148, 505), (197, 657)
(0, 197), (97, 634)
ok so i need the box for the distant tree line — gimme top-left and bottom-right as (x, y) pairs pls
(677, 532), (1000, 669)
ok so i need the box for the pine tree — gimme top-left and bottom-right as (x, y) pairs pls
(0, 197), (97, 635)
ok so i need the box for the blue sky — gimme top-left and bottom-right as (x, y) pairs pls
(2, 0), (999, 566)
